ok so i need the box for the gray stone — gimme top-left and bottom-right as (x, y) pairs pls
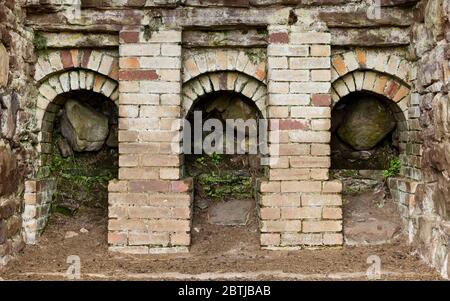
(337, 96), (396, 150)
(0, 43), (8, 88)
(58, 137), (74, 158)
(60, 99), (109, 152)
(0, 93), (19, 140)
(425, 0), (445, 42)
(344, 191), (402, 246)
(64, 231), (79, 239)
(195, 198), (209, 210)
(0, 141), (19, 196)
(106, 124), (118, 148)
(208, 199), (253, 226)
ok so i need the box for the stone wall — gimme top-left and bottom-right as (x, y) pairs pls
(389, 0), (450, 279)
(0, 0), (36, 265)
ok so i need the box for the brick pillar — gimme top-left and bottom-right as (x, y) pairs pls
(260, 25), (343, 250)
(108, 26), (193, 254)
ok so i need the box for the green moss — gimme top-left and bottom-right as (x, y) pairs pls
(189, 153), (255, 201)
(143, 16), (163, 41)
(245, 48), (266, 65)
(207, 32), (229, 47)
(197, 172), (253, 201)
(33, 32), (49, 56)
(49, 135), (117, 209)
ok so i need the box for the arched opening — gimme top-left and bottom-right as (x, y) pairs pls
(184, 90), (266, 253)
(331, 90), (405, 246)
(35, 88), (118, 244)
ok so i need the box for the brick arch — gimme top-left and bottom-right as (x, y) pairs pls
(35, 49), (119, 83)
(36, 69), (119, 169)
(182, 71), (268, 118)
(331, 70), (410, 122)
(331, 51), (411, 86)
(183, 49), (267, 84)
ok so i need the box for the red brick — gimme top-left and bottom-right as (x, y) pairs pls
(119, 70), (159, 81)
(311, 94), (331, 107)
(279, 119), (309, 130)
(60, 50), (73, 69)
(128, 180), (171, 193)
(269, 32), (289, 44)
(81, 49), (92, 68)
(120, 31), (140, 43)
(109, 59), (119, 80)
(171, 179), (193, 193)
(385, 80), (400, 99)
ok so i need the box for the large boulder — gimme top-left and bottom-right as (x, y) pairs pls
(337, 96), (396, 151)
(61, 99), (109, 152)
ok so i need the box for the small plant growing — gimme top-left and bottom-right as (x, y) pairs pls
(210, 152), (222, 167)
(33, 32), (48, 53)
(196, 156), (207, 166)
(383, 158), (401, 178)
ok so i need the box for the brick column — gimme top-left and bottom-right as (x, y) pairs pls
(259, 25), (343, 250)
(108, 26), (193, 254)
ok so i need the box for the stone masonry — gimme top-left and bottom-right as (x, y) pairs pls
(0, 0), (449, 278)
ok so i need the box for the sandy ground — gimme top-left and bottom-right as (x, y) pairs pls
(0, 204), (443, 281)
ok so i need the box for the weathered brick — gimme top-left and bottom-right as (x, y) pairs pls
(281, 181), (322, 193)
(322, 207), (343, 220)
(260, 233), (281, 246)
(290, 57), (330, 70)
(281, 207), (322, 219)
(171, 232), (191, 246)
(108, 232), (128, 245)
(311, 69), (331, 82)
(261, 220), (302, 232)
(322, 181), (343, 193)
(303, 221), (342, 233)
(290, 156), (330, 168)
(281, 233), (322, 246)
(260, 207), (281, 220)
(120, 44), (160, 56)
(290, 107), (330, 118)
(269, 32), (289, 44)
(260, 181), (281, 193)
(311, 94), (331, 106)
(120, 31), (139, 43)
(290, 82), (331, 94)
(128, 180), (171, 192)
(310, 45), (331, 57)
(302, 194), (342, 206)
(259, 194), (301, 207)
(119, 167), (159, 180)
(323, 233), (343, 245)
(290, 32), (331, 44)
(128, 232), (170, 246)
(289, 131), (330, 143)
(270, 69), (309, 82)
(119, 70), (159, 81)
(311, 119), (331, 131)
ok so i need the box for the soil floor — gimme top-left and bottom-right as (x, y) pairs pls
(0, 200), (443, 281)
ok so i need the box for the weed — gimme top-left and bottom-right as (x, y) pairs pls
(383, 158), (401, 178)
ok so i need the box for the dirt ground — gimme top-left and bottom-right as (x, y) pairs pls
(0, 202), (443, 281)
